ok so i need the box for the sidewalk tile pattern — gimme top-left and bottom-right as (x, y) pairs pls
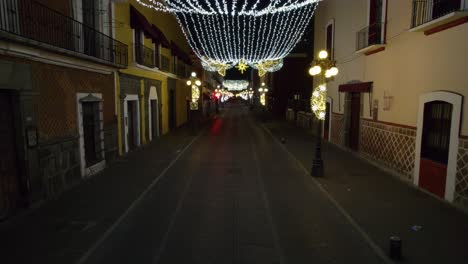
(360, 119), (416, 180)
(331, 113), (345, 146)
(455, 137), (468, 209)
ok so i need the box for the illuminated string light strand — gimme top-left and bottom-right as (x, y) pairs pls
(136, 0), (320, 75)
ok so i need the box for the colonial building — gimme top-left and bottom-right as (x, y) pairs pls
(113, 1), (194, 155)
(0, 0), (198, 220)
(313, 0), (468, 209)
(0, 0), (127, 218)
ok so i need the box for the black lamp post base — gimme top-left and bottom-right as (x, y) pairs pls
(311, 159), (324, 177)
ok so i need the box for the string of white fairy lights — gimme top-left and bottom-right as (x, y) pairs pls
(223, 80), (249, 91)
(136, 0), (320, 76)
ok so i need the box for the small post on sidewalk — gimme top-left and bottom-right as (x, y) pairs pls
(389, 236), (402, 260)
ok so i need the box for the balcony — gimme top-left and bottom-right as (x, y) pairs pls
(0, 0), (128, 67)
(160, 55), (170, 72)
(135, 44), (155, 68)
(411, 0), (468, 34)
(356, 22), (386, 55)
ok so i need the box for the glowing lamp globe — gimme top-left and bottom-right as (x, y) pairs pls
(186, 80), (192, 86)
(329, 67), (339, 76)
(318, 50), (328, 59)
(191, 72), (197, 77)
(309, 65), (322, 76)
(195, 80), (202, 86)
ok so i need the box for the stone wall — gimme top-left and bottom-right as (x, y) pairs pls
(455, 137), (468, 210)
(360, 119), (416, 180)
(38, 137), (81, 197)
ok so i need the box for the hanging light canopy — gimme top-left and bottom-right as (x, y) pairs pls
(136, 0), (320, 76)
(223, 80), (249, 91)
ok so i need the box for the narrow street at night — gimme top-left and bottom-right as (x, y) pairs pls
(2, 104), (468, 264)
(1, 0), (468, 263)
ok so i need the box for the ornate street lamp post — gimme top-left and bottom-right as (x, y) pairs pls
(308, 50), (339, 177)
(186, 72), (202, 130)
(186, 71), (202, 111)
(258, 82), (268, 107)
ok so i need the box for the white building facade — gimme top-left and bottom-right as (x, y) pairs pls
(314, 0), (468, 209)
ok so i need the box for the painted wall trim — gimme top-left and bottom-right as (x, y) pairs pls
(414, 91), (463, 202)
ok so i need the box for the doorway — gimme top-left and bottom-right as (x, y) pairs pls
(414, 91), (462, 202)
(127, 100), (138, 151)
(0, 92), (19, 219)
(150, 99), (159, 139)
(419, 101), (452, 198)
(168, 78), (177, 130)
(349, 92), (361, 151)
(82, 102), (101, 167)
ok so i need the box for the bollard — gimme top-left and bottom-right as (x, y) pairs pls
(389, 236), (402, 260)
(281, 137), (286, 144)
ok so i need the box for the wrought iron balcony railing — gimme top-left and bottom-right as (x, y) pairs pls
(412, 0), (463, 28)
(135, 43), (155, 68)
(356, 22), (385, 51)
(177, 60), (186, 77)
(161, 55), (170, 72)
(0, 0), (128, 67)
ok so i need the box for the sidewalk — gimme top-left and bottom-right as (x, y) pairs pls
(263, 118), (468, 263)
(0, 124), (201, 264)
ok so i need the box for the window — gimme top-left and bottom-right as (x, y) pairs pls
(326, 20), (334, 59)
(432, 0), (461, 19)
(368, 0), (384, 45)
(134, 29), (143, 64)
(154, 44), (161, 68)
(421, 101), (452, 164)
(172, 56), (177, 74)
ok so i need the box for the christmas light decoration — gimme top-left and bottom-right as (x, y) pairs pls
(136, 0), (320, 76)
(187, 72), (201, 110)
(308, 50), (338, 120)
(223, 80), (249, 91)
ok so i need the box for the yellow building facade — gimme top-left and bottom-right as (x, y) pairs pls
(113, 1), (194, 155)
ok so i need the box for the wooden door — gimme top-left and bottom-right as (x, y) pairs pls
(82, 102), (99, 166)
(419, 101), (452, 198)
(127, 101), (135, 150)
(168, 78), (177, 130)
(0, 92), (18, 219)
(324, 102), (330, 141)
(151, 99), (158, 139)
(349, 93), (361, 151)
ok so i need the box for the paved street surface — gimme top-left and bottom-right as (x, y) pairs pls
(1, 104), (468, 264)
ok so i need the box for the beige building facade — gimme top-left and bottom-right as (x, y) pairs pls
(313, 0), (468, 209)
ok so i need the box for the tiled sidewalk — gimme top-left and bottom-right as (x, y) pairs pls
(0, 125), (199, 264)
(263, 119), (468, 263)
